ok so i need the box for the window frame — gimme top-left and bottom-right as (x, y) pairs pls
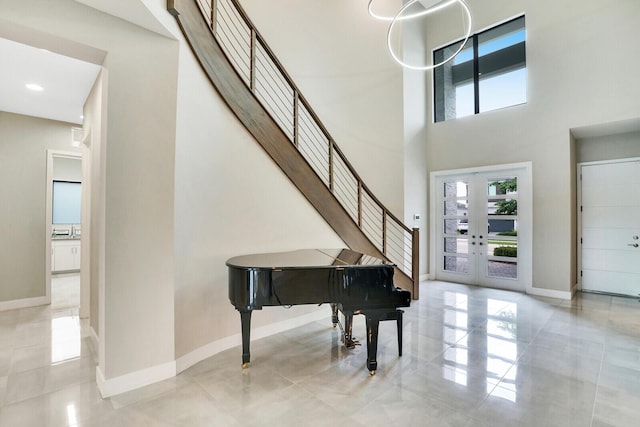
(432, 14), (526, 123)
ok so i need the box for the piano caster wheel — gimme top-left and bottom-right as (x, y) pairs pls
(333, 323), (337, 328)
(242, 363), (249, 369)
(369, 370), (376, 376)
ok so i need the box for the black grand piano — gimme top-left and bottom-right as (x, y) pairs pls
(227, 248), (411, 374)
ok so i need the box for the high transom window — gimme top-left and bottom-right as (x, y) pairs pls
(434, 16), (526, 122)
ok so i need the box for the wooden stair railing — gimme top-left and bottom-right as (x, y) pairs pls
(168, 0), (419, 299)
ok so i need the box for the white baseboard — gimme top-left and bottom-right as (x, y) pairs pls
(96, 360), (177, 398)
(0, 295), (49, 312)
(526, 285), (572, 300)
(419, 274), (430, 282)
(95, 308), (329, 398)
(176, 308), (328, 374)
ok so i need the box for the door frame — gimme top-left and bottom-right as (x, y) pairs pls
(45, 149), (86, 312)
(429, 162), (532, 292)
(576, 156), (640, 292)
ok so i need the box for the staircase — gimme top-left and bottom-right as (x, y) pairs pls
(168, 0), (419, 298)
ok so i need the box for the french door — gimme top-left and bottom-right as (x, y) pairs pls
(433, 165), (531, 291)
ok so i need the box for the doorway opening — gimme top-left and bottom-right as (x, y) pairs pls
(46, 150), (85, 316)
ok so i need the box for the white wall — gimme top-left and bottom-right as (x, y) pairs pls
(239, 0), (406, 216)
(402, 11), (430, 276)
(165, 0), (411, 363)
(1, 0), (178, 386)
(82, 68), (107, 351)
(171, 10), (346, 361)
(99, 23), (178, 382)
(576, 131), (640, 164)
(422, 0), (640, 293)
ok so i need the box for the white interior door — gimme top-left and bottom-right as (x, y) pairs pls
(433, 165), (531, 292)
(580, 160), (640, 296)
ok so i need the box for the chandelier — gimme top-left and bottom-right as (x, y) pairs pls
(368, 0), (472, 71)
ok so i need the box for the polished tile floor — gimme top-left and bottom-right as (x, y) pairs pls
(1, 275), (639, 426)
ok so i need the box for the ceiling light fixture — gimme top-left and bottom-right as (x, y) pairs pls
(368, 0), (458, 21)
(379, 0), (472, 71)
(25, 83), (44, 91)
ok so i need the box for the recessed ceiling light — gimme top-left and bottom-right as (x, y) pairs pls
(25, 83), (44, 91)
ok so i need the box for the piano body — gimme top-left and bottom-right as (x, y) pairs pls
(227, 249), (411, 374)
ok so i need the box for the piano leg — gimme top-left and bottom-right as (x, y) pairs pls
(396, 310), (403, 357)
(331, 303), (339, 327)
(365, 312), (382, 375)
(239, 310), (252, 368)
(343, 311), (357, 348)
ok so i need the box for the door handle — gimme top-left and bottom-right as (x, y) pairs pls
(629, 243), (639, 248)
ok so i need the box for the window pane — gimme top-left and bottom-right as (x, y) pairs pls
(444, 219), (459, 234)
(433, 16), (526, 122)
(488, 177), (518, 196)
(478, 16), (526, 113)
(444, 200), (458, 215)
(487, 259), (517, 279)
(444, 180), (468, 198)
(444, 256), (468, 273)
(444, 237), (468, 254)
(488, 199), (517, 215)
(434, 40), (473, 122)
(52, 181), (82, 224)
(479, 68), (526, 113)
(456, 83), (475, 118)
(478, 17), (526, 57)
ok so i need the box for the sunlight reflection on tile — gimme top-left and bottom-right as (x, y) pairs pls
(444, 310), (469, 329)
(443, 325), (468, 345)
(67, 403), (78, 426)
(444, 291), (468, 309)
(491, 382), (517, 402)
(488, 298), (509, 315)
(487, 336), (517, 360)
(442, 364), (468, 386)
(487, 318), (516, 339)
(51, 316), (81, 364)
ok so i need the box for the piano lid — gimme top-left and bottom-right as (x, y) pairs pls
(226, 248), (392, 270)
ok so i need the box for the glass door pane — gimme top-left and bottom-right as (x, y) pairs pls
(485, 177), (518, 280)
(442, 179), (471, 275)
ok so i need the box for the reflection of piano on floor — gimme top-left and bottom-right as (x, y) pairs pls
(227, 248), (412, 374)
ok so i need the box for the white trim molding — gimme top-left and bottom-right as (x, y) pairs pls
(0, 295), (49, 312)
(96, 361), (177, 398)
(176, 308), (328, 374)
(526, 285), (572, 300)
(96, 308), (329, 397)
